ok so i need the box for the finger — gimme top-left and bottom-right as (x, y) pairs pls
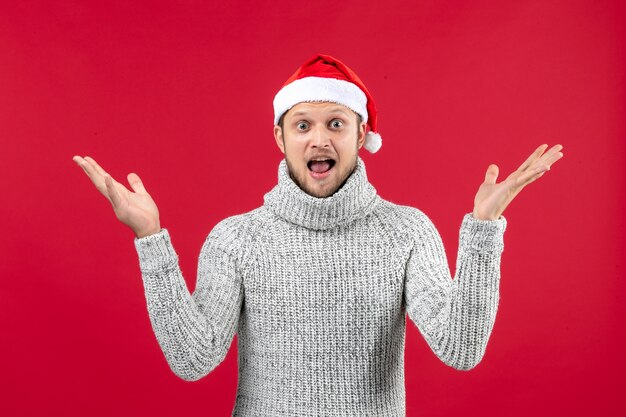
(548, 143), (563, 153)
(84, 156), (108, 177)
(127, 173), (148, 195)
(73, 156), (91, 175)
(84, 157), (129, 194)
(75, 156), (106, 188)
(513, 145), (564, 187)
(542, 145), (564, 166)
(517, 144), (548, 172)
(105, 174), (123, 208)
(484, 164), (499, 185)
(516, 165), (549, 186)
(530, 146), (564, 174)
(543, 153), (563, 169)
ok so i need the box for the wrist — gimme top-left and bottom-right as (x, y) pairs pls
(135, 222), (161, 239)
(472, 209), (500, 221)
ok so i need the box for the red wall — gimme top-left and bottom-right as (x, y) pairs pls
(1, 1), (624, 415)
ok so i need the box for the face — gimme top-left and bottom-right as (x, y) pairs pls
(274, 102), (367, 198)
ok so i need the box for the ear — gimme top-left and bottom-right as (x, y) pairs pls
(356, 121), (367, 149)
(274, 125), (285, 154)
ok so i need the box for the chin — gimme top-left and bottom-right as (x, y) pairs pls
(306, 185), (337, 198)
(292, 174), (338, 198)
(286, 157), (354, 198)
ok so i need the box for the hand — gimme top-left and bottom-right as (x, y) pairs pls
(472, 144), (564, 221)
(73, 156), (161, 238)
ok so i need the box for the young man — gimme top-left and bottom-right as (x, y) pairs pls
(73, 54), (563, 416)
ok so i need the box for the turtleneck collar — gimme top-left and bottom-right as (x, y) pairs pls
(263, 157), (380, 230)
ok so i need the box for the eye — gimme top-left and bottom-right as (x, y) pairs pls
(330, 119), (343, 129)
(296, 121), (309, 130)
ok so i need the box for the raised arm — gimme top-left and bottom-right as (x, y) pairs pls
(72, 155), (243, 381)
(405, 144), (563, 370)
(135, 219), (244, 381)
(404, 211), (506, 370)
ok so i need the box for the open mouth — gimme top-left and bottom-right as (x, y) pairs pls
(307, 159), (336, 174)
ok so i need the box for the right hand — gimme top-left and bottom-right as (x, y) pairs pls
(73, 156), (161, 238)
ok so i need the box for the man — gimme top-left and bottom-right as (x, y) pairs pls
(73, 54), (563, 416)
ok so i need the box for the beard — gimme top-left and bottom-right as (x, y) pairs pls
(284, 150), (359, 198)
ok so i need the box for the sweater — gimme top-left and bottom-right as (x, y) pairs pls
(134, 157), (507, 416)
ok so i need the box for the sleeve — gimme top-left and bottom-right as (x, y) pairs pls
(133, 218), (244, 381)
(404, 212), (507, 370)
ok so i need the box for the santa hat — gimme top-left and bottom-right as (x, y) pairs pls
(273, 54), (382, 153)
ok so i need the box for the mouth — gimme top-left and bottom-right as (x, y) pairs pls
(307, 158), (336, 175)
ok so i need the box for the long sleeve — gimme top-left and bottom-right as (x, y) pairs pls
(404, 212), (507, 370)
(134, 217), (244, 381)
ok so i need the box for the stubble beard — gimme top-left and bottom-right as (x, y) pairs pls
(283, 140), (360, 198)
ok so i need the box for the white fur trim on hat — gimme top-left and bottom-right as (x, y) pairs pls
(273, 77), (368, 125)
(363, 132), (382, 153)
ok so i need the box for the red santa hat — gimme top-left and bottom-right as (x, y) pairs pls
(273, 54), (382, 153)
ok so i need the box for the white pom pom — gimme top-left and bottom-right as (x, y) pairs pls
(363, 132), (382, 153)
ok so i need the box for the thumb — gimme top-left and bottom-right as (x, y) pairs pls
(127, 173), (148, 194)
(484, 164), (499, 185)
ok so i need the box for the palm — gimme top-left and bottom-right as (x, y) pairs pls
(73, 156), (161, 238)
(472, 144), (564, 221)
(108, 177), (159, 231)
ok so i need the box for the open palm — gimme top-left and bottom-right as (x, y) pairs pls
(73, 156), (161, 238)
(473, 144), (564, 221)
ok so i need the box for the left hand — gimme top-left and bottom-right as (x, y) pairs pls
(472, 144), (564, 221)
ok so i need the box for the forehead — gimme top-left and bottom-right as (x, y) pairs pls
(285, 102), (354, 119)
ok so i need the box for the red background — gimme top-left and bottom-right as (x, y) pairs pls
(1, 1), (624, 416)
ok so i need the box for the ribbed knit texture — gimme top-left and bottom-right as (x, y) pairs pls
(134, 157), (507, 416)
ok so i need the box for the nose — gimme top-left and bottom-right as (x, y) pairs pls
(311, 125), (331, 148)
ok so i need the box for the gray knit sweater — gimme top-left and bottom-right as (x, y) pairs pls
(134, 157), (507, 416)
